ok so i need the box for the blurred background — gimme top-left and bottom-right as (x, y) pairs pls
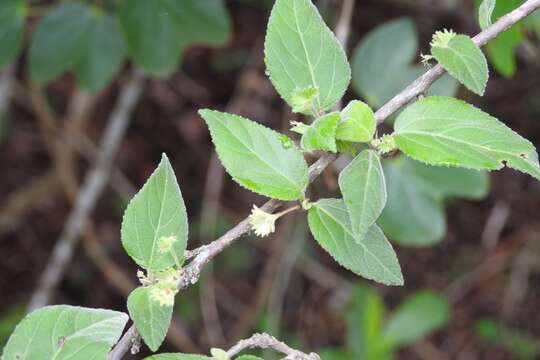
(1, 0), (540, 359)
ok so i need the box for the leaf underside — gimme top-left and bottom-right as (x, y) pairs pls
(393, 96), (540, 181)
(119, 0), (231, 76)
(29, 3), (125, 91)
(308, 199), (403, 286)
(352, 18), (459, 110)
(379, 156), (488, 246)
(0, 0), (25, 69)
(301, 112), (340, 152)
(336, 100), (376, 143)
(128, 287), (173, 352)
(200, 109), (309, 201)
(339, 150), (387, 242)
(264, 0), (351, 114)
(2, 305), (128, 360)
(431, 34), (488, 96)
(121, 154), (188, 271)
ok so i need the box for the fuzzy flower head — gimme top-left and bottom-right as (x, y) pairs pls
(291, 85), (319, 114)
(157, 235), (178, 253)
(430, 29), (456, 48)
(210, 348), (230, 360)
(249, 205), (279, 237)
(149, 283), (178, 307)
(155, 267), (182, 288)
(373, 134), (397, 155)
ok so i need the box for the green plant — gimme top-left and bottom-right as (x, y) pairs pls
(2, 0), (540, 359)
(319, 285), (450, 360)
(476, 0), (540, 77)
(0, 0), (231, 90)
(475, 318), (540, 359)
(351, 18), (490, 246)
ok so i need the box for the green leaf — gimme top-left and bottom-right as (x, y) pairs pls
(383, 291), (450, 346)
(404, 158), (490, 200)
(393, 96), (540, 180)
(29, 4), (92, 84)
(128, 287), (173, 352)
(524, 9), (540, 39)
(200, 109), (309, 201)
(1, 305), (128, 359)
(301, 112), (340, 152)
(336, 100), (376, 143)
(484, 0), (524, 77)
(73, 10), (126, 91)
(352, 18), (459, 110)
(29, 4), (125, 90)
(336, 140), (357, 156)
(379, 158), (446, 246)
(307, 199), (403, 286)
(121, 154), (188, 270)
(145, 354), (212, 360)
(119, 0), (231, 76)
(0, 306), (25, 347)
(236, 356), (264, 360)
(264, 0), (351, 114)
(479, 0), (496, 29)
(165, 0), (232, 47)
(317, 350), (354, 360)
(380, 156), (488, 246)
(0, 0), (25, 69)
(339, 150), (386, 242)
(475, 319), (540, 359)
(431, 31), (488, 96)
(345, 284), (387, 358)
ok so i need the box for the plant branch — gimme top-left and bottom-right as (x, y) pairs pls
(28, 69), (145, 311)
(108, 0), (540, 358)
(375, 0), (540, 123)
(226, 333), (320, 360)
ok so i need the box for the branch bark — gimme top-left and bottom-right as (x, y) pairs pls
(226, 333), (320, 360)
(108, 0), (540, 358)
(374, 0), (540, 123)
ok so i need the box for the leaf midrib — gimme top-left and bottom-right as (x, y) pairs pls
(292, 0), (321, 109)
(219, 119), (303, 193)
(148, 166), (170, 268)
(316, 204), (401, 283)
(396, 129), (529, 160)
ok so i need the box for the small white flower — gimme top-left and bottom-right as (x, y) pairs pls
(420, 53), (434, 67)
(210, 348), (230, 360)
(249, 205), (279, 237)
(157, 235), (177, 253)
(137, 269), (152, 286)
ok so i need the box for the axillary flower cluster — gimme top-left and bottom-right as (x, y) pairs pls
(248, 204), (303, 237)
(137, 235), (183, 307)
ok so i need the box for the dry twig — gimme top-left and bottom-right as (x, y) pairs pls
(28, 69), (145, 311)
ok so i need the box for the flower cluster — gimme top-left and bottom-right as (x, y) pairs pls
(143, 267), (182, 307)
(157, 235), (178, 253)
(248, 205), (280, 237)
